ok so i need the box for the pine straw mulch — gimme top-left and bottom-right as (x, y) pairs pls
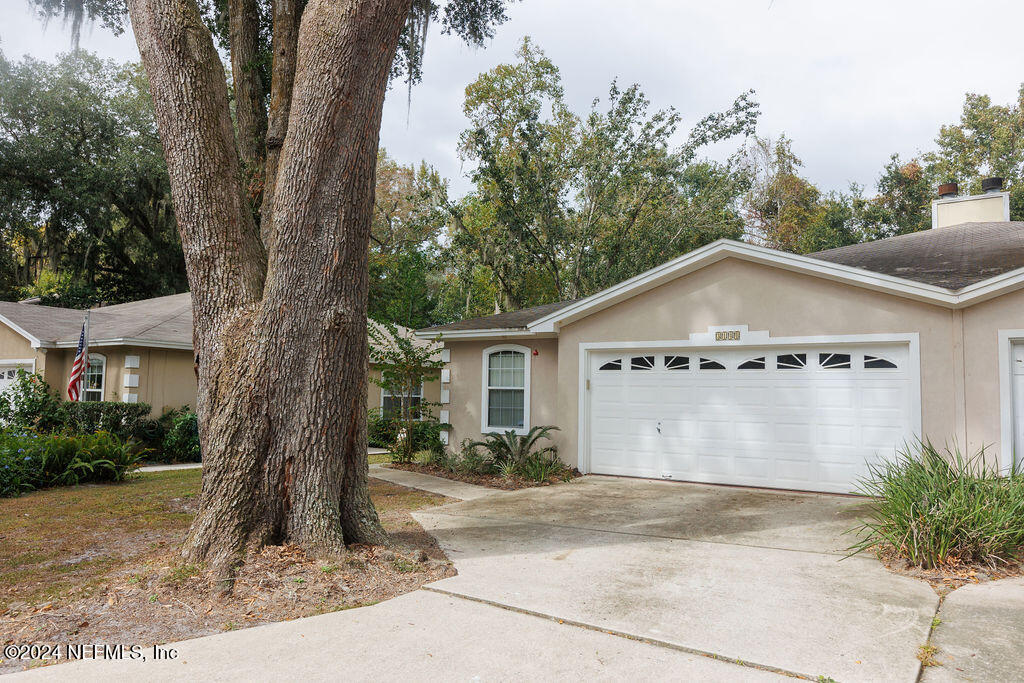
(871, 545), (1024, 596)
(388, 462), (580, 490)
(0, 469), (454, 674)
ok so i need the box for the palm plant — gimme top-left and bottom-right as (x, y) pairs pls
(469, 425), (560, 468)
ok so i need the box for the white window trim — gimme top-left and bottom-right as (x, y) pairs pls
(998, 329), (1024, 475)
(576, 332), (921, 474)
(85, 353), (106, 402)
(481, 343), (531, 436)
(0, 358), (37, 372)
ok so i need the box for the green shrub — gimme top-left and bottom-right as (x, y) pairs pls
(0, 371), (60, 431)
(161, 409), (201, 463)
(369, 410), (448, 464)
(850, 439), (1024, 568)
(468, 425), (564, 480)
(516, 452), (570, 482)
(0, 430), (143, 497)
(56, 400), (153, 442)
(367, 409), (397, 449)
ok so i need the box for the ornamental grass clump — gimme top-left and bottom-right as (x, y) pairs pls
(849, 439), (1024, 569)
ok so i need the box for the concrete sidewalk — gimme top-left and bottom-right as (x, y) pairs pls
(137, 463), (202, 473)
(369, 463), (495, 501)
(7, 590), (783, 682)
(923, 577), (1024, 682)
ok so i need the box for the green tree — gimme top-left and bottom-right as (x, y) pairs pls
(450, 39), (758, 311)
(29, 0), (516, 580)
(855, 156), (932, 239)
(369, 150), (450, 328)
(0, 50), (186, 304)
(367, 320), (443, 463)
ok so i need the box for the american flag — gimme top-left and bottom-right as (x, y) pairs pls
(67, 320), (88, 401)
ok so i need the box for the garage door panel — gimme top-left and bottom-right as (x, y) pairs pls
(734, 419), (772, 444)
(588, 344), (916, 494)
(773, 385), (814, 408)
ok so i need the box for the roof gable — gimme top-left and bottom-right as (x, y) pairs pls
(421, 233), (1024, 339)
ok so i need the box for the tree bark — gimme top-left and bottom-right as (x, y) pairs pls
(127, 0), (411, 580)
(259, 0), (301, 249)
(229, 0), (268, 172)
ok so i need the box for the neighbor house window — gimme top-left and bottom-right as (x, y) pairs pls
(381, 383), (422, 419)
(482, 345), (530, 433)
(84, 353), (106, 401)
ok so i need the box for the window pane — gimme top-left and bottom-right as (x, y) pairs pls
(488, 388), (524, 428)
(488, 351), (524, 388)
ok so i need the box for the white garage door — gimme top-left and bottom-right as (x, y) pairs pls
(587, 345), (916, 494)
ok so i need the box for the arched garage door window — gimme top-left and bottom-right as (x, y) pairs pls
(482, 345), (531, 434)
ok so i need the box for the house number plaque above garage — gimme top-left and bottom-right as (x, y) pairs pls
(714, 330), (741, 341)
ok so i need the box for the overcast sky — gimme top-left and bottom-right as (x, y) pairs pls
(5, 1), (1024, 197)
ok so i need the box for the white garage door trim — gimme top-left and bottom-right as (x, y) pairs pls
(577, 331), (922, 490)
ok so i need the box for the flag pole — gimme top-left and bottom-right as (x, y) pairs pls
(81, 310), (90, 402)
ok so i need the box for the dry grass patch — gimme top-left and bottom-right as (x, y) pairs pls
(0, 469), (453, 674)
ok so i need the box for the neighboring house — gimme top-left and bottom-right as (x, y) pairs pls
(419, 181), (1024, 494)
(0, 293), (438, 418)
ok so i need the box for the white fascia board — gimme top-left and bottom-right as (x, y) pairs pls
(0, 313), (45, 348)
(415, 328), (549, 340)
(52, 337), (193, 351)
(528, 240), (959, 333)
(954, 266), (1024, 306)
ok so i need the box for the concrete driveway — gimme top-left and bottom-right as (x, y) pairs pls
(414, 476), (940, 682)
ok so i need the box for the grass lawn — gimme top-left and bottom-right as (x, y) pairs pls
(367, 450), (391, 465)
(0, 469), (453, 673)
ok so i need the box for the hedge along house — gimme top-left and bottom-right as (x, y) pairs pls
(419, 180), (1024, 494)
(0, 293), (439, 419)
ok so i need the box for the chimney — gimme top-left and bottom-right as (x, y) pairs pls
(982, 176), (1004, 194)
(931, 180), (1009, 229)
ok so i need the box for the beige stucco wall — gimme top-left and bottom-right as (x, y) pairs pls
(962, 290), (1024, 461)
(442, 257), (1024, 470)
(444, 338), (558, 451)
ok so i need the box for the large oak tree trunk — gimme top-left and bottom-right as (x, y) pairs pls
(229, 0), (268, 172)
(126, 0), (412, 579)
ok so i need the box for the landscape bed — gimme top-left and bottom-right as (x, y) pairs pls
(0, 469), (453, 674)
(389, 461), (580, 490)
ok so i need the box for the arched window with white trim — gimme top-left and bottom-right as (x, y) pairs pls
(481, 344), (531, 434)
(85, 353), (106, 402)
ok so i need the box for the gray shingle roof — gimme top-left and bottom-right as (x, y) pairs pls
(808, 222), (1024, 290)
(0, 293), (418, 356)
(421, 299), (578, 333)
(0, 293), (193, 346)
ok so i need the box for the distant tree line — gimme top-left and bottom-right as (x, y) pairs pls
(2, 41), (1023, 323)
